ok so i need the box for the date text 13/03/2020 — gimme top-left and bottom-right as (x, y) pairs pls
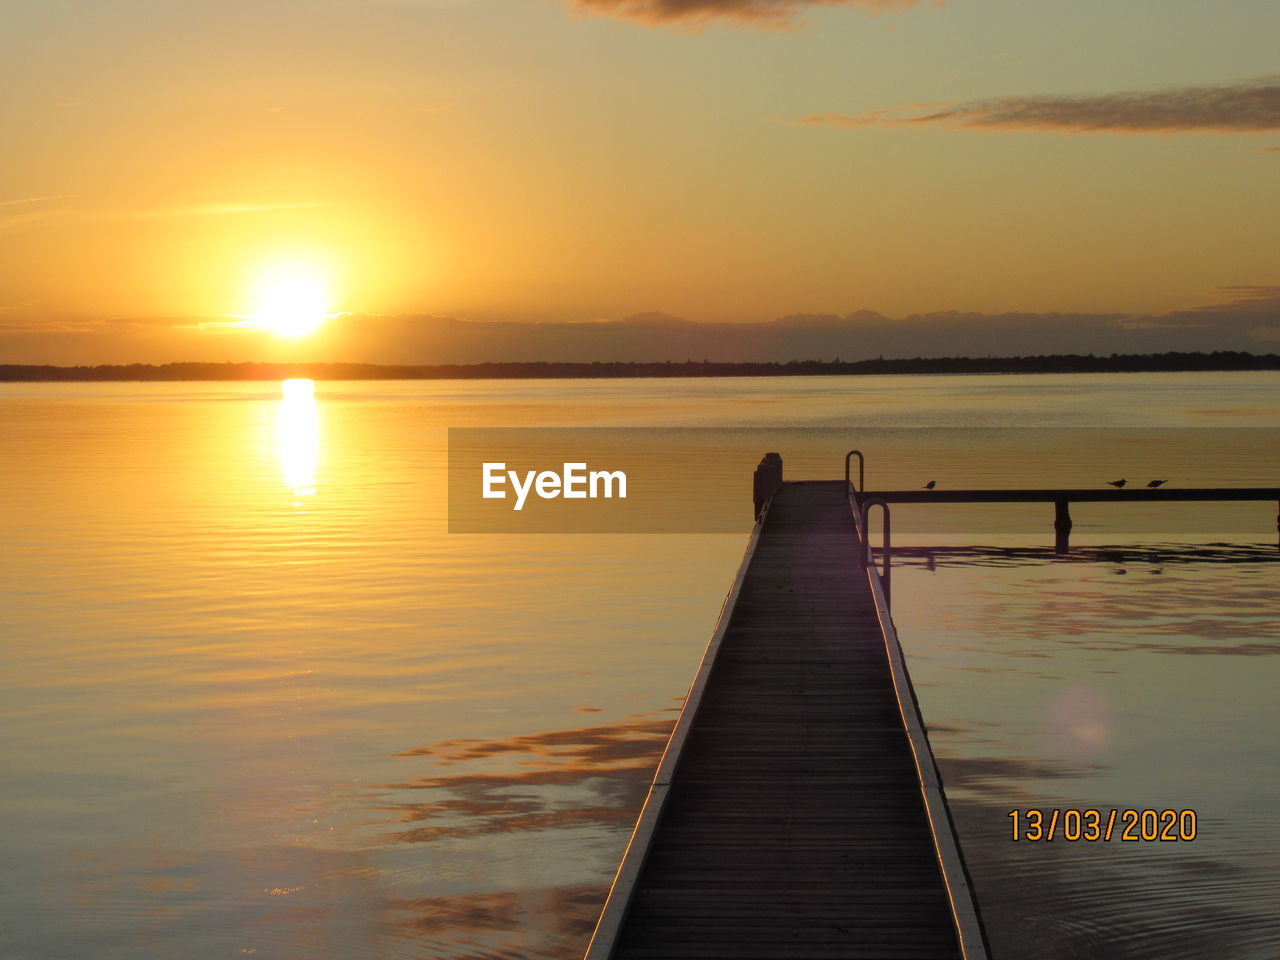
(1008, 809), (1198, 842)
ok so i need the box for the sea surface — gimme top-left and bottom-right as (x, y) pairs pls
(1, 372), (1277, 960)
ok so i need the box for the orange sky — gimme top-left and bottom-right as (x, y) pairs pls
(3, 0), (1278, 361)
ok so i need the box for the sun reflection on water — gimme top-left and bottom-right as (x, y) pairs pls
(278, 379), (318, 500)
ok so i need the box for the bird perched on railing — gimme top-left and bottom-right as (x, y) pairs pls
(1147, 480), (1168, 488)
(923, 480), (937, 490)
(1107, 479), (1127, 488)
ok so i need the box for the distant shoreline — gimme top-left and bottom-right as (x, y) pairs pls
(1, 352), (1278, 382)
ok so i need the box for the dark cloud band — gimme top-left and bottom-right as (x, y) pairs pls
(4, 288), (1279, 365)
(801, 75), (1280, 133)
(572, 0), (918, 28)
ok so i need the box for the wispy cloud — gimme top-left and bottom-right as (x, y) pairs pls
(1, 199), (329, 237)
(799, 75), (1280, 134)
(0, 196), (72, 236)
(571, 0), (920, 30)
(0, 214), (57, 236)
(124, 201), (331, 220)
(1180, 285), (1280, 317)
(0, 195), (72, 208)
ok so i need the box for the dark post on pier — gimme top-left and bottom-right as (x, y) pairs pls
(752, 452), (783, 520)
(584, 451), (1278, 960)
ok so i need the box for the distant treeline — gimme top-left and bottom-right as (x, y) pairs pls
(2, 351), (1279, 382)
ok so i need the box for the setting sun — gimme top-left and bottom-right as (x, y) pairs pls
(250, 264), (332, 339)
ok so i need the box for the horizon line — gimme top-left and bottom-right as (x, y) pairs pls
(2, 351), (1277, 383)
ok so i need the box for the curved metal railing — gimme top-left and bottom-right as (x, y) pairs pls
(845, 449), (865, 496)
(859, 496), (891, 608)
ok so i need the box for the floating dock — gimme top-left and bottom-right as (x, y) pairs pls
(585, 476), (986, 959)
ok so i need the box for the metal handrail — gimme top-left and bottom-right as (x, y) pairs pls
(847, 486), (1280, 553)
(860, 497), (891, 608)
(845, 449), (865, 496)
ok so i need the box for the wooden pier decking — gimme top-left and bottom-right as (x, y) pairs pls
(585, 479), (983, 960)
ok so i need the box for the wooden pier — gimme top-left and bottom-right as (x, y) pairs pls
(585, 475), (986, 959)
(585, 450), (1277, 960)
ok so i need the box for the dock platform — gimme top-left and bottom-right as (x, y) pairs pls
(585, 479), (983, 959)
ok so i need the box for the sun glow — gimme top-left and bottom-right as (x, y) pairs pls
(250, 264), (332, 338)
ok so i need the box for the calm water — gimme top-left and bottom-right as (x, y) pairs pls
(1, 372), (1277, 959)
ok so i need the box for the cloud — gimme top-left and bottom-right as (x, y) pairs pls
(1182, 284), (1280, 315)
(0, 195), (72, 208)
(0, 195), (72, 236)
(123, 201), (331, 220)
(570, 0), (920, 30)
(800, 74), (1280, 134)
(0, 210), (63, 236)
(3, 287), (1280, 364)
(0, 198), (328, 237)
(389, 883), (607, 958)
(381, 712), (675, 844)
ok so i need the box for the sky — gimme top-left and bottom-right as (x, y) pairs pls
(2, 0), (1278, 362)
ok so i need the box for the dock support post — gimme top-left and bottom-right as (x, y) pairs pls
(1054, 500), (1072, 555)
(753, 453), (783, 520)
